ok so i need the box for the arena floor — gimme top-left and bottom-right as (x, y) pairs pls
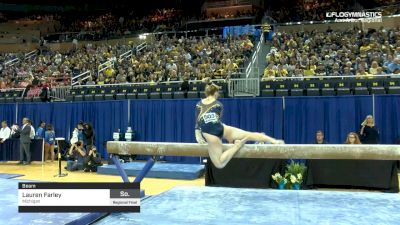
(1, 161), (400, 225)
(95, 186), (400, 225)
(0, 161), (204, 195)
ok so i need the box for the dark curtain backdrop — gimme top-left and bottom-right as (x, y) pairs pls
(0, 103), (16, 125)
(375, 95), (400, 144)
(130, 99), (199, 163)
(130, 98), (284, 163)
(220, 98), (283, 139)
(284, 96), (373, 144)
(17, 101), (129, 158)
(0, 95), (398, 163)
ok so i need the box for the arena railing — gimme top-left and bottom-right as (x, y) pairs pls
(119, 49), (133, 61)
(24, 50), (38, 60)
(118, 41), (146, 61)
(228, 78), (260, 97)
(72, 79), (227, 88)
(71, 70), (92, 86)
(18, 87), (28, 98)
(246, 33), (263, 78)
(4, 57), (19, 68)
(2, 87), (26, 93)
(3, 50), (38, 68)
(136, 42), (147, 54)
(97, 59), (115, 76)
(49, 86), (71, 101)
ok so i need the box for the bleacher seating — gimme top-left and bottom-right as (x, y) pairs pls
(259, 78), (400, 97)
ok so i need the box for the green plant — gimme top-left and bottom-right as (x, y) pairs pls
(285, 161), (307, 176)
(284, 161), (307, 188)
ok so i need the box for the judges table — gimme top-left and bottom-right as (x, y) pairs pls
(0, 139), (43, 161)
(206, 158), (287, 189)
(306, 160), (399, 192)
(206, 158), (399, 193)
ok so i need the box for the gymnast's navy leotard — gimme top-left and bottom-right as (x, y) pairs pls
(195, 100), (224, 138)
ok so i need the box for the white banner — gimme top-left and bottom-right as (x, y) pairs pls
(19, 189), (140, 206)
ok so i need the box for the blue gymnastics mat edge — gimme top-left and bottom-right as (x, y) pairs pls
(96, 162), (205, 180)
(0, 173), (25, 179)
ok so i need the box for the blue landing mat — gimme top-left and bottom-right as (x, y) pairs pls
(95, 186), (400, 225)
(0, 178), (94, 225)
(97, 162), (205, 180)
(0, 173), (24, 179)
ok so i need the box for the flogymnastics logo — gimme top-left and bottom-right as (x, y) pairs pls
(325, 11), (382, 23)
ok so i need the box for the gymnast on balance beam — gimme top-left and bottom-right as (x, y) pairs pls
(194, 79), (285, 169)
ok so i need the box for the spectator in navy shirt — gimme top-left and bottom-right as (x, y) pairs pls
(44, 124), (55, 162)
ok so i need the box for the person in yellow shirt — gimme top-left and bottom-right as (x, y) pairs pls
(369, 61), (379, 75)
(97, 74), (105, 85)
(276, 65), (288, 77)
(356, 66), (372, 79)
(104, 67), (114, 78)
(131, 57), (139, 66)
(262, 64), (276, 81)
(303, 63), (316, 77)
(359, 44), (371, 55)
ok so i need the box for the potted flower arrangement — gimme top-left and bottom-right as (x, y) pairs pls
(288, 173), (303, 190)
(284, 161), (307, 190)
(271, 172), (287, 189)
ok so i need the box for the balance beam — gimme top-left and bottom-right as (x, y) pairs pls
(107, 141), (400, 160)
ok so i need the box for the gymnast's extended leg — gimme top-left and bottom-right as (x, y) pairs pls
(223, 124), (283, 144)
(202, 132), (247, 169)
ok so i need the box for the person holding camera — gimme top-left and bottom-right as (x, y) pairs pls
(10, 123), (20, 139)
(84, 146), (102, 172)
(66, 141), (86, 171)
(70, 122), (85, 145)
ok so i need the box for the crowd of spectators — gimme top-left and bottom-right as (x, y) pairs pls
(94, 35), (254, 85)
(0, 42), (133, 89)
(262, 27), (400, 80)
(0, 34), (254, 89)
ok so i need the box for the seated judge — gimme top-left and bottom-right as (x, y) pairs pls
(345, 132), (361, 144)
(315, 130), (328, 144)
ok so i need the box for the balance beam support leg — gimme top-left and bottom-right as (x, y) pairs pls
(111, 155), (130, 183)
(134, 157), (155, 183)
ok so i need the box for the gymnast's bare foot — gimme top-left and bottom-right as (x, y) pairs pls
(272, 139), (285, 144)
